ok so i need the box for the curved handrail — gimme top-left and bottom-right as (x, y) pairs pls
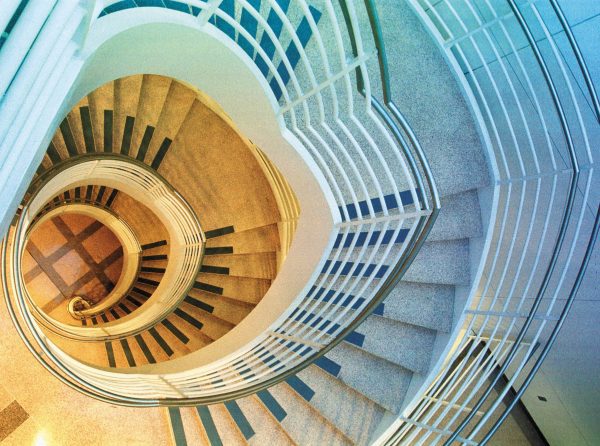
(8, 155), (204, 341)
(2, 0), (440, 405)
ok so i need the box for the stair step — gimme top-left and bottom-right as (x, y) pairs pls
(266, 383), (352, 445)
(204, 223), (280, 254)
(167, 407), (188, 446)
(114, 75), (143, 152)
(187, 291), (255, 324)
(179, 406), (210, 446)
(130, 74), (171, 161)
(382, 281), (454, 332)
(326, 342), (412, 413)
(147, 79), (197, 169)
(404, 239), (470, 285)
(428, 189), (483, 241)
(205, 404), (247, 445)
(296, 364), (385, 444)
(356, 315), (437, 374)
(201, 252), (277, 280)
(195, 274), (271, 304)
(236, 396), (295, 446)
(378, 0), (490, 197)
(87, 80), (114, 153)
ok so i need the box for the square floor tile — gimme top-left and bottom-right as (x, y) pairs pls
(52, 250), (89, 287)
(81, 226), (122, 264)
(59, 214), (96, 236)
(24, 273), (62, 308)
(27, 221), (67, 257)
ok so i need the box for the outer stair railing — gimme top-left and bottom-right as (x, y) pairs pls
(377, 0), (599, 444)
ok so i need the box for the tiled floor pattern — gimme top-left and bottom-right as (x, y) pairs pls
(23, 214), (123, 314)
(0, 385), (28, 442)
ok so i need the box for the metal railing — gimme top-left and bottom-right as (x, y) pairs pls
(1, 0), (439, 405)
(378, 0), (599, 444)
(5, 155), (205, 341)
(26, 201), (143, 321)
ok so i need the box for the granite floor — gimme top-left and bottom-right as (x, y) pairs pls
(22, 213), (123, 317)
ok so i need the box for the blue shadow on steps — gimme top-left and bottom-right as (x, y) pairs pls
(126, 295), (143, 308)
(269, 5), (322, 100)
(197, 406), (223, 446)
(254, 0), (291, 77)
(168, 407), (188, 446)
(270, 6), (321, 100)
(96, 185), (106, 202)
(204, 246), (234, 255)
(103, 110), (113, 152)
(313, 355), (341, 377)
(320, 260), (389, 279)
(120, 116), (135, 156)
(285, 374), (315, 402)
(224, 400), (255, 440)
(131, 287), (151, 299)
(80, 106), (96, 153)
(138, 274), (163, 283)
(100, 1), (322, 101)
(141, 253), (167, 261)
(47, 142), (61, 164)
(60, 118), (79, 157)
(211, 0), (235, 40)
(333, 228), (409, 249)
(136, 125), (155, 162)
(257, 389), (287, 421)
(287, 309), (366, 348)
(193, 281), (224, 295)
(105, 189), (119, 207)
(338, 189), (420, 222)
(307, 286), (386, 316)
(204, 225), (234, 239)
(238, 0), (261, 58)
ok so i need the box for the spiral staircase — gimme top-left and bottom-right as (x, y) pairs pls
(0, 0), (598, 445)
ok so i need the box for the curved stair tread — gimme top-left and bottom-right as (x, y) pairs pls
(403, 238), (471, 285)
(428, 189), (484, 242)
(266, 382), (353, 446)
(326, 341), (413, 413)
(294, 364), (385, 445)
(114, 75), (143, 152)
(204, 223), (281, 254)
(201, 251), (277, 280)
(381, 281), (454, 332)
(354, 315), (437, 374)
(377, 0), (491, 197)
(235, 396), (296, 446)
(130, 74), (172, 160)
